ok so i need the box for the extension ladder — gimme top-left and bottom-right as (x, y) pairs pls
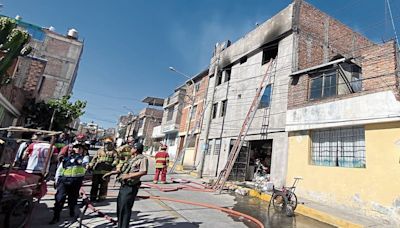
(212, 58), (276, 192)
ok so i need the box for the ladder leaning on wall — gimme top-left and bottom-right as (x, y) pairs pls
(212, 58), (277, 192)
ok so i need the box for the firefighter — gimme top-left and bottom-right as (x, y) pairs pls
(153, 144), (169, 184)
(103, 142), (148, 228)
(87, 137), (118, 201)
(50, 143), (89, 224)
(115, 136), (135, 171)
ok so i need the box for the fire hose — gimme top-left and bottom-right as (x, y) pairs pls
(47, 182), (265, 228)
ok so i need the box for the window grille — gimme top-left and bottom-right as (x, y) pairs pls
(311, 127), (365, 168)
(214, 139), (221, 155)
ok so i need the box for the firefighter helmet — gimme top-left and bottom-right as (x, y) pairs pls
(103, 137), (113, 143)
(133, 142), (144, 153)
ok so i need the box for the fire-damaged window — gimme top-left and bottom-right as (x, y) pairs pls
(262, 44), (278, 65)
(224, 68), (231, 82)
(216, 71), (223, 86)
(311, 127), (365, 168)
(309, 62), (362, 101)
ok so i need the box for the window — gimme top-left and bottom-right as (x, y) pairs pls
(187, 136), (196, 148)
(240, 56), (247, 64)
(216, 71), (223, 86)
(224, 69), (231, 82)
(138, 119), (144, 128)
(168, 134), (176, 146)
(351, 65), (362, 92)
(191, 105), (197, 118)
(259, 85), (272, 108)
(262, 45), (278, 65)
(195, 82), (200, 92)
(309, 70), (337, 100)
(214, 139), (221, 155)
(220, 100), (227, 117)
(206, 139), (213, 155)
(212, 103), (218, 119)
(311, 127), (365, 168)
(167, 105), (175, 121)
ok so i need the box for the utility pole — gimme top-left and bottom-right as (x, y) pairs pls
(169, 67), (196, 167)
(197, 45), (221, 178)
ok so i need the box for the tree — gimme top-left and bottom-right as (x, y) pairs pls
(23, 95), (86, 131)
(0, 17), (32, 85)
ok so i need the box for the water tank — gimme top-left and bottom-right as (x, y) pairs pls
(48, 26), (55, 32)
(67, 28), (78, 39)
(15, 15), (22, 20)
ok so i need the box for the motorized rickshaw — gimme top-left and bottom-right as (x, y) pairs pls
(0, 127), (61, 228)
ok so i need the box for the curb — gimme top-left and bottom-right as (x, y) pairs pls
(245, 188), (363, 228)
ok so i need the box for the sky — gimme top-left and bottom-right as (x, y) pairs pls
(3, 0), (400, 129)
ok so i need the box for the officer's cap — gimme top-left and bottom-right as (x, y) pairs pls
(133, 142), (144, 153)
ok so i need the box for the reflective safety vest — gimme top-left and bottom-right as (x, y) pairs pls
(155, 151), (169, 169)
(60, 154), (88, 178)
(116, 145), (132, 171)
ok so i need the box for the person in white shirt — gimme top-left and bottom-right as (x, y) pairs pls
(23, 134), (58, 175)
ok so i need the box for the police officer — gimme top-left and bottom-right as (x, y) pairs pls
(50, 143), (89, 224)
(87, 137), (118, 201)
(103, 142), (148, 228)
(115, 136), (135, 171)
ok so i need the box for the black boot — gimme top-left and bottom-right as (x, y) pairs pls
(70, 209), (75, 218)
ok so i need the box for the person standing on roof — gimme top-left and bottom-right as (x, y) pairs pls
(50, 142), (89, 224)
(153, 144), (169, 184)
(87, 137), (118, 201)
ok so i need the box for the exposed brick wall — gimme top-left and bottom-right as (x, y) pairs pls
(288, 41), (398, 109)
(23, 58), (46, 98)
(297, 1), (373, 70)
(287, 1), (399, 110)
(178, 75), (209, 133)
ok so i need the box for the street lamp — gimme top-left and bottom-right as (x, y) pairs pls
(169, 66), (196, 167)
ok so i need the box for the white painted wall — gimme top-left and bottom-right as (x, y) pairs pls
(286, 91), (400, 131)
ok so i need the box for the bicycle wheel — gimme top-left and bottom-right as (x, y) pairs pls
(271, 192), (287, 212)
(287, 192), (298, 210)
(4, 198), (33, 228)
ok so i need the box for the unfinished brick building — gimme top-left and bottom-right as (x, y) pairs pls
(195, 0), (399, 223)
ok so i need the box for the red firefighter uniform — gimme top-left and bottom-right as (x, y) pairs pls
(153, 145), (169, 184)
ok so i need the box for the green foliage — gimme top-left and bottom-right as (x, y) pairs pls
(23, 95), (87, 131)
(0, 17), (32, 86)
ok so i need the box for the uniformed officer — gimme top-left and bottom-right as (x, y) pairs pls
(87, 137), (118, 201)
(50, 143), (89, 224)
(115, 136), (135, 171)
(103, 142), (148, 228)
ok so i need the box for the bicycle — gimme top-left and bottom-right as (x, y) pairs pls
(268, 177), (302, 217)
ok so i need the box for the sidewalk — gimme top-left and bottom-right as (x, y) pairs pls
(188, 173), (395, 228)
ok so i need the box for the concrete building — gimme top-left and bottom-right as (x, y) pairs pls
(197, 3), (293, 187)
(161, 87), (186, 161)
(284, 1), (400, 224)
(151, 125), (165, 155)
(177, 69), (209, 169)
(137, 97), (164, 149)
(15, 16), (84, 101)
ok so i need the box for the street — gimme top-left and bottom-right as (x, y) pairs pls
(28, 150), (333, 228)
